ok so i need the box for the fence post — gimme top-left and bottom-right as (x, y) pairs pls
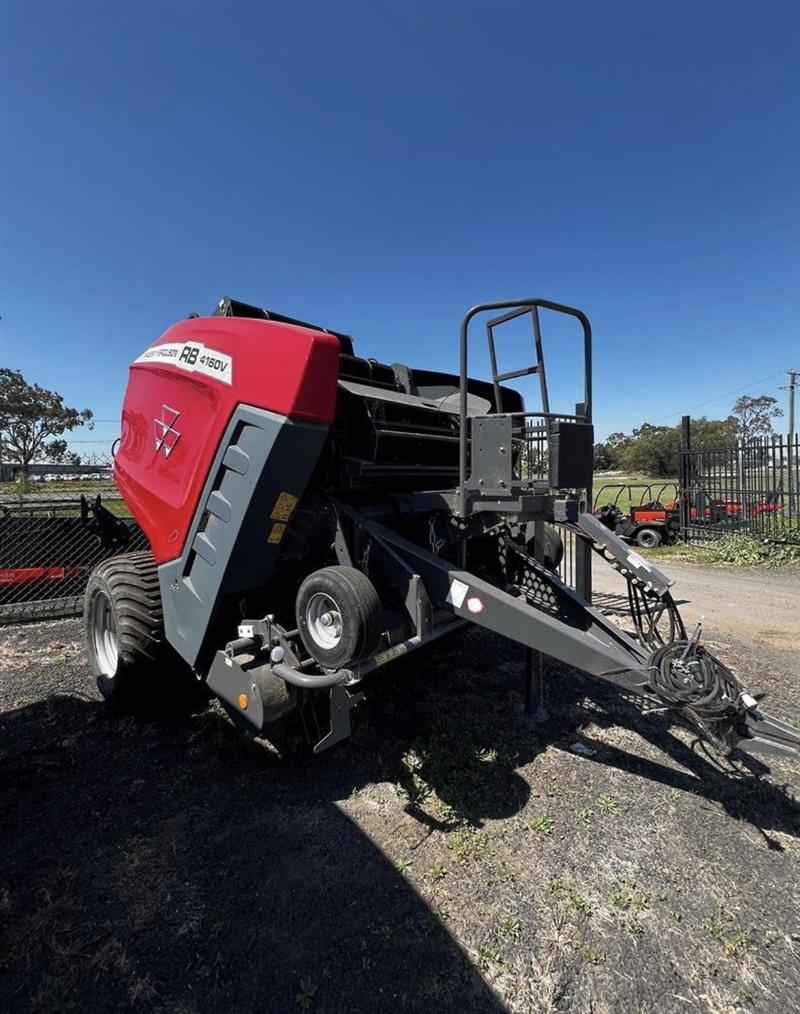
(679, 415), (691, 542)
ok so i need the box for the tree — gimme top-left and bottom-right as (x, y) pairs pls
(618, 423), (679, 477)
(0, 368), (93, 474)
(594, 431), (630, 472)
(731, 394), (783, 442)
(593, 442), (615, 471)
(595, 413), (753, 478)
(691, 415), (738, 447)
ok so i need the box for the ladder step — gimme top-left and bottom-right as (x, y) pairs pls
(497, 365), (539, 382)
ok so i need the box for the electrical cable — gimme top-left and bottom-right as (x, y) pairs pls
(650, 370), (785, 423)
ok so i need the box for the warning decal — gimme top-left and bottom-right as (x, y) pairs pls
(267, 522), (286, 545)
(446, 578), (469, 609)
(271, 492), (299, 522)
(134, 341), (233, 385)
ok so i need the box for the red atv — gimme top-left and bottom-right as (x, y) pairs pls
(593, 483), (680, 548)
(662, 493), (783, 523)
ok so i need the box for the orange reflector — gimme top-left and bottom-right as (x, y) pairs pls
(238, 693), (248, 710)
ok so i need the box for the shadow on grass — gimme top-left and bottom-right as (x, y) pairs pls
(1, 626), (797, 1012)
(0, 677), (511, 1012)
(556, 678), (800, 850)
(393, 630), (799, 852)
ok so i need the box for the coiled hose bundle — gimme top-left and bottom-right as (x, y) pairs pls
(648, 640), (746, 750)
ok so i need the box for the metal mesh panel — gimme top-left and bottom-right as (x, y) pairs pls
(0, 492), (149, 624)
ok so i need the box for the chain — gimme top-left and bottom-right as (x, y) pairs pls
(429, 516), (446, 556)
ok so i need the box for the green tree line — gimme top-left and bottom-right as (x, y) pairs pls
(594, 395), (783, 477)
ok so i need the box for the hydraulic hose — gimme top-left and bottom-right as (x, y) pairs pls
(647, 640), (748, 751)
(648, 641), (743, 722)
(271, 662), (352, 689)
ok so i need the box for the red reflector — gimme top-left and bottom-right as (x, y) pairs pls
(467, 596), (484, 615)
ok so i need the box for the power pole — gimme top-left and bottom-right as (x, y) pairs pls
(785, 368), (797, 440)
(782, 369), (797, 513)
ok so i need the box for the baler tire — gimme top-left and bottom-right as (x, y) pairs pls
(296, 566), (382, 670)
(84, 551), (191, 707)
(524, 523), (564, 571)
(544, 524), (564, 571)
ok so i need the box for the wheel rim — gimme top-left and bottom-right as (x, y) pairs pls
(640, 531), (658, 548)
(91, 590), (119, 677)
(306, 592), (343, 650)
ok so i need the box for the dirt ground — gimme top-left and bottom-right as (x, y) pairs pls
(592, 558), (800, 663)
(1, 565), (799, 1013)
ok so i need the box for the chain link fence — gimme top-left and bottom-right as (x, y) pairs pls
(0, 488), (148, 624)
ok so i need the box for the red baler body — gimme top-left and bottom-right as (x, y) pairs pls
(114, 316), (340, 563)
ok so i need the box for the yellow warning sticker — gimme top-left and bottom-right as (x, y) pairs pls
(270, 491), (299, 522)
(373, 644), (409, 667)
(267, 522), (286, 545)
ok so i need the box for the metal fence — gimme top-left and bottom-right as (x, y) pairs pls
(0, 461), (113, 484)
(679, 428), (799, 545)
(0, 492), (148, 624)
(0, 501), (586, 632)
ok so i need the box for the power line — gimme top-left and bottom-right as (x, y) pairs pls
(651, 370), (786, 423)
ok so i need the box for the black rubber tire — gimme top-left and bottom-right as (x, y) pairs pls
(525, 523), (564, 571)
(296, 566), (383, 670)
(635, 527), (662, 549)
(84, 551), (187, 706)
(544, 524), (564, 570)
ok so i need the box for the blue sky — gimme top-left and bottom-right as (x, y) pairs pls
(1, 0), (798, 452)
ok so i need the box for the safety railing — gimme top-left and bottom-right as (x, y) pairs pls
(458, 298), (592, 514)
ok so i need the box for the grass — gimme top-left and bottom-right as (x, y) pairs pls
(427, 864), (448, 882)
(646, 533), (800, 567)
(596, 794), (620, 815)
(446, 823), (490, 865)
(0, 479), (117, 496)
(592, 473), (677, 510)
(3, 602), (800, 1013)
(527, 814), (554, 835)
(0, 479), (132, 519)
(498, 914), (521, 941)
(591, 473), (800, 567)
(295, 978), (317, 1009)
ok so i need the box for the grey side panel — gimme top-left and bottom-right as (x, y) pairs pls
(158, 406), (328, 668)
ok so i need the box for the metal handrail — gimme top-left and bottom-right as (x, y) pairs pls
(458, 298), (592, 514)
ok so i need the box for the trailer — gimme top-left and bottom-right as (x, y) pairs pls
(83, 296), (800, 763)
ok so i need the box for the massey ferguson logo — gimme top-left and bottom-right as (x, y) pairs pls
(154, 405), (181, 457)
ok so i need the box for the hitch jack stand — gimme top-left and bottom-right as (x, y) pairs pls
(313, 684), (365, 754)
(524, 648), (548, 723)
